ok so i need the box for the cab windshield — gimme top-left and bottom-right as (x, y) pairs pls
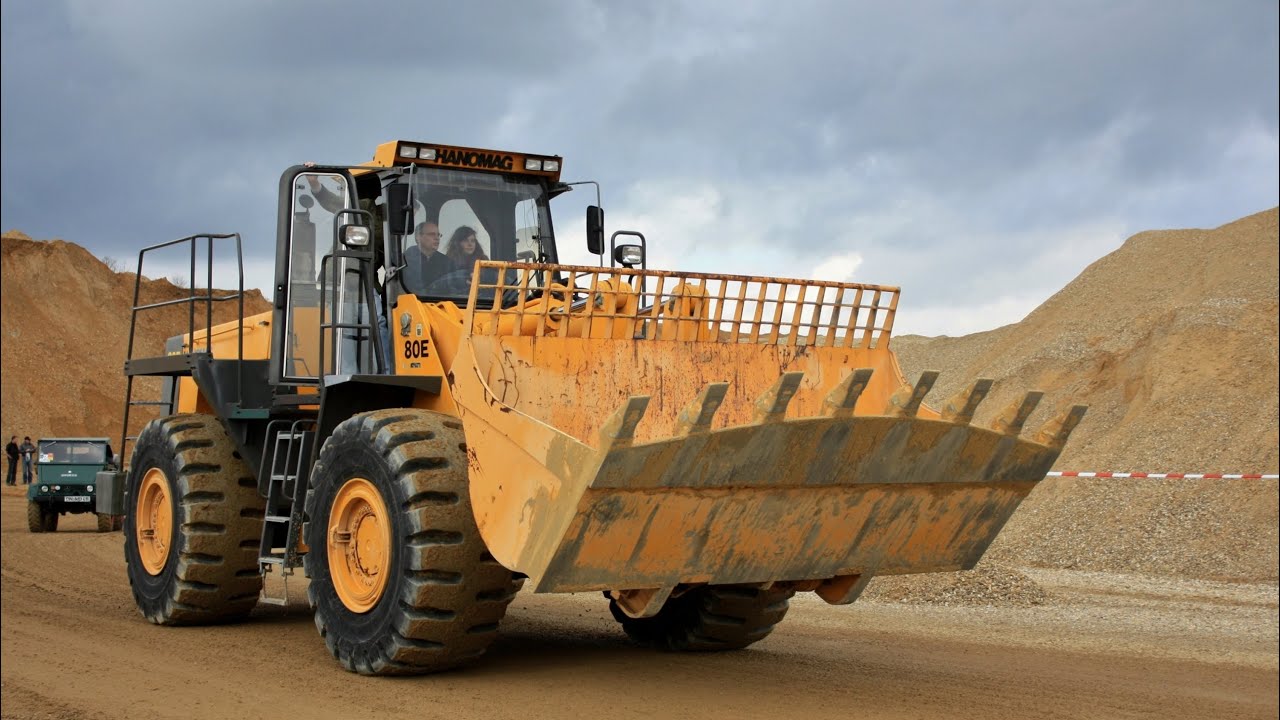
(38, 441), (109, 464)
(395, 166), (555, 303)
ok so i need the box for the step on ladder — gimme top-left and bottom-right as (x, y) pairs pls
(257, 419), (315, 606)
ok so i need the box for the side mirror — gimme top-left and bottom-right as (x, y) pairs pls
(387, 184), (413, 236)
(586, 205), (605, 255)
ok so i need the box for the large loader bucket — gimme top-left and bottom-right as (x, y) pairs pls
(450, 262), (1084, 612)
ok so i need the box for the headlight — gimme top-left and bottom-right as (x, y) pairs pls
(54, 485), (61, 491)
(614, 244), (645, 268)
(88, 485), (94, 493)
(41, 485), (49, 492)
(524, 158), (543, 171)
(342, 225), (370, 248)
(543, 160), (560, 172)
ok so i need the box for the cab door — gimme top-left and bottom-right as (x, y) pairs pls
(271, 169), (375, 384)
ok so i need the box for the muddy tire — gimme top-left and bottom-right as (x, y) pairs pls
(27, 502), (43, 533)
(304, 409), (520, 676)
(123, 414), (264, 625)
(42, 507), (58, 532)
(609, 585), (794, 651)
(96, 512), (114, 533)
(112, 514), (125, 532)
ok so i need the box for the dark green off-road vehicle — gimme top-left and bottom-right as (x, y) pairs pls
(27, 438), (121, 533)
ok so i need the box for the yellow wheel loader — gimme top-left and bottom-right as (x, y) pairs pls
(102, 140), (1085, 675)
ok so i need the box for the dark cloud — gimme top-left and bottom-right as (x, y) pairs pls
(2, 0), (1276, 334)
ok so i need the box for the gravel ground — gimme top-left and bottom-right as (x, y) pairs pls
(800, 568), (1278, 670)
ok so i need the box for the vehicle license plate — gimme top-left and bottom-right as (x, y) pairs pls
(64, 496), (91, 502)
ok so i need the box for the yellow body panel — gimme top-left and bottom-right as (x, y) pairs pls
(174, 311), (276, 413)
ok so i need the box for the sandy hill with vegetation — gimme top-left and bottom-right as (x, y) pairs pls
(0, 230), (269, 443)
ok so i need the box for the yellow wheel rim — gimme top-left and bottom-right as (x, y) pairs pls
(328, 477), (392, 613)
(136, 468), (173, 575)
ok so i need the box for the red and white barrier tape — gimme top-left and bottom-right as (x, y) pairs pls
(1047, 471), (1278, 480)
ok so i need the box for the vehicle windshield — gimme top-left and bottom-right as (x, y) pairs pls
(38, 441), (108, 464)
(396, 166), (555, 304)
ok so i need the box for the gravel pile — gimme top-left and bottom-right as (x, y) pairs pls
(864, 561), (1050, 608)
(892, 208), (1279, 585)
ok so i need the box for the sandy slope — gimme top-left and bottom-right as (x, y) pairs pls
(892, 209), (1279, 581)
(0, 230), (270, 443)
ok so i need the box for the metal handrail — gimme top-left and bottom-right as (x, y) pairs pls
(119, 233), (246, 465)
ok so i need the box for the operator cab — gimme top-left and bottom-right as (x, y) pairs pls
(393, 160), (559, 302)
(273, 141), (566, 383)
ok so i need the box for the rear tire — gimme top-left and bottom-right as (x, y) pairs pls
(27, 502), (43, 533)
(123, 414), (264, 625)
(304, 409), (521, 676)
(609, 585), (794, 651)
(97, 512), (114, 533)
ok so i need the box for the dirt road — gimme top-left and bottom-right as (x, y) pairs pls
(1, 485), (1275, 720)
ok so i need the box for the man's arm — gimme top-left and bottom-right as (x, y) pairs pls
(309, 180), (347, 215)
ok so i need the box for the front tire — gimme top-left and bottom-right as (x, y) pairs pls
(123, 414), (264, 625)
(304, 409), (520, 676)
(42, 507), (58, 532)
(609, 585), (794, 651)
(27, 501), (43, 533)
(96, 512), (114, 533)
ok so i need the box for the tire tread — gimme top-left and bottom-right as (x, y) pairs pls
(123, 413), (263, 626)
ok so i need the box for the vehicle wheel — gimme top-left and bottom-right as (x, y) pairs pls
(27, 501), (43, 533)
(304, 408), (521, 676)
(123, 414), (264, 625)
(97, 512), (114, 533)
(42, 507), (58, 532)
(112, 514), (125, 532)
(608, 585), (795, 651)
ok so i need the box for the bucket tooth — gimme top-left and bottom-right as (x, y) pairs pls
(886, 370), (939, 417)
(815, 573), (871, 605)
(753, 371), (805, 423)
(676, 382), (729, 435)
(611, 586), (675, 619)
(1033, 404), (1088, 449)
(598, 396), (651, 451)
(941, 378), (994, 424)
(990, 391), (1044, 436)
(822, 368), (875, 418)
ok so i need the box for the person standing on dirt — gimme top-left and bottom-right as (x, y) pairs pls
(19, 436), (36, 484)
(5, 436), (17, 486)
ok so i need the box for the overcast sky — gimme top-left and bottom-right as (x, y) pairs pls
(2, 0), (1276, 336)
